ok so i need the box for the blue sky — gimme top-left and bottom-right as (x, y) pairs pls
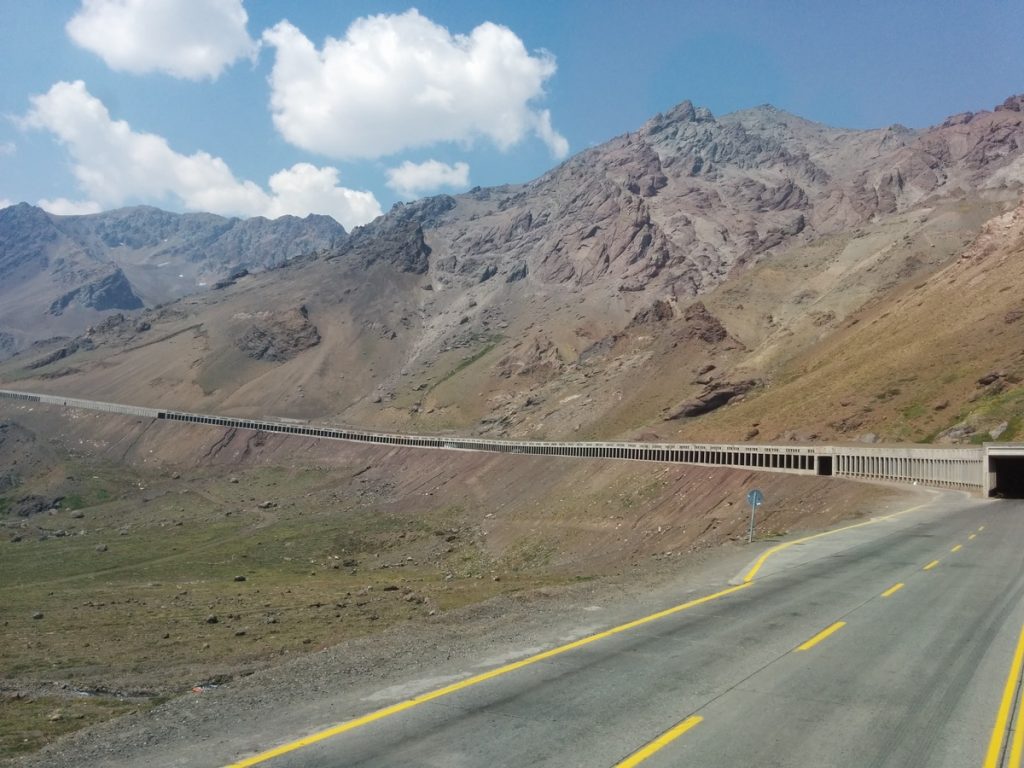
(1, 0), (1022, 228)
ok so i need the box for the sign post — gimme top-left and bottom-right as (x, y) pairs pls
(746, 489), (764, 543)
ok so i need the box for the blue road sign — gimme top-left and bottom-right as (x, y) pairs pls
(747, 489), (764, 543)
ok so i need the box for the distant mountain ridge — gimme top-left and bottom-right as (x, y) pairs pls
(352, 93), (1023, 302)
(0, 203), (346, 357)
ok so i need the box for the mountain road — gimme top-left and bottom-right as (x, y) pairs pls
(219, 493), (1024, 768)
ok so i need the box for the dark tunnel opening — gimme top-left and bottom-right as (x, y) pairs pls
(816, 456), (834, 476)
(990, 456), (1024, 498)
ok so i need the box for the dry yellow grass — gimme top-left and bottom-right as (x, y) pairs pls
(682, 198), (1024, 443)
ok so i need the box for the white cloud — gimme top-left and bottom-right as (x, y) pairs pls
(0, 198), (12, 209)
(262, 163), (381, 224)
(534, 110), (569, 160)
(39, 197), (103, 215)
(66, 0), (257, 80)
(262, 10), (569, 160)
(386, 160), (470, 199)
(23, 81), (381, 229)
(0, 142), (15, 157)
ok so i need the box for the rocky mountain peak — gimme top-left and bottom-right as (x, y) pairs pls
(996, 94), (1024, 113)
(0, 203), (60, 275)
(301, 93), (1024, 311)
(380, 195), (457, 230)
(0, 202), (52, 228)
(642, 100), (716, 137)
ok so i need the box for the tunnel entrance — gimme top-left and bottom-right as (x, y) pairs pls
(990, 455), (1024, 498)
(816, 456), (833, 476)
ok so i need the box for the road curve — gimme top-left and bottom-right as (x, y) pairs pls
(216, 493), (1024, 768)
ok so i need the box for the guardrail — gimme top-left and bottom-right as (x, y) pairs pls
(0, 388), (995, 493)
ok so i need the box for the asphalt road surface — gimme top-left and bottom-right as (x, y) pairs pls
(220, 493), (1024, 768)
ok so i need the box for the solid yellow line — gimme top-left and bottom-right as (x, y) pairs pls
(951, 544), (963, 553)
(614, 715), (704, 768)
(796, 621), (846, 651)
(983, 623), (1024, 768)
(881, 583), (904, 598)
(924, 560), (940, 571)
(1012, 710), (1024, 768)
(970, 534), (978, 540)
(224, 583), (751, 767)
(742, 501), (931, 583)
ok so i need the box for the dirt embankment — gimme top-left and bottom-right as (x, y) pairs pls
(4, 401), (900, 576)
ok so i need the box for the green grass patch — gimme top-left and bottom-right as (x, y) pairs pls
(901, 403), (926, 420)
(0, 696), (142, 760)
(430, 335), (504, 391)
(1003, 415), (1023, 441)
(502, 537), (556, 571)
(0, 464), (541, 702)
(0, 455), (580, 761)
(59, 467), (120, 511)
(961, 384), (1024, 442)
(61, 493), (86, 510)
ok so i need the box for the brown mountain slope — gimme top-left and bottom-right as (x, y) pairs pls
(679, 197), (1024, 444)
(0, 195), (1012, 445)
(1, 97), (1022, 445)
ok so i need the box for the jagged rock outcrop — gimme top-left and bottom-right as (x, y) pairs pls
(495, 335), (564, 380)
(330, 196), (454, 275)
(678, 302), (732, 345)
(628, 299), (675, 327)
(49, 268), (143, 315)
(24, 337), (95, 370)
(236, 306), (321, 362)
(6, 495), (64, 517)
(664, 380), (760, 419)
(334, 219), (432, 275)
